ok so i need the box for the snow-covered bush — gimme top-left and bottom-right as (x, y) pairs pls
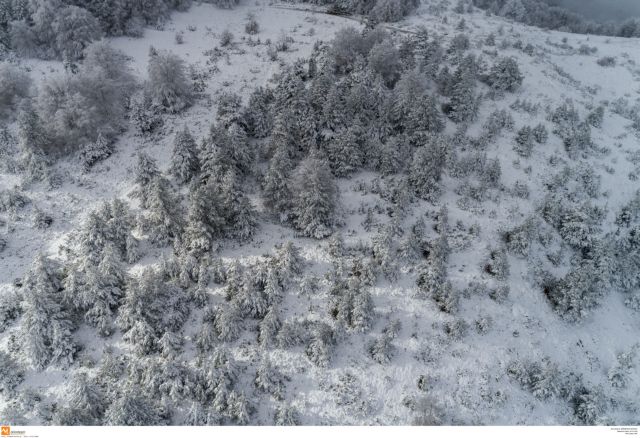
(367, 39), (401, 87)
(368, 0), (419, 23)
(503, 217), (537, 257)
(532, 123), (548, 144)
(80, 134), (113, 171)
(0, 291), (21, 333)
(543, 257), (608, 322)
(0, 351), (23, 395)
(330, 26), (385, 74)
(36, 42), (136, 154)
(244, 13), (259, 35)
(596, 56), (616, 67)
(513, 125), (535, 157)
(147, 49), (192, 113)
(10, 2), (102, 61)
(483, 247), (509, 280)
(220, 29), (234, 47)
(0, 62), (31, 118)
(587, 106), (605, 128)
(507, 357), (562, 400)
(483, 108), (514, 139)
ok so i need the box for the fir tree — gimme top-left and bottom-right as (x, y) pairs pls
(262, 143), (294, 223)
(21, 255), (76, 370)
(326, 125), (364, 177)
(408, 136), (447, 202)
(104, 388), (166, 425)
(219, 170), (257, 242)
(274, 241), (305, 287)
(182, 183), (226, 257)
(143, 176), (183, 245)
(242, 86), (274, 138)
(445, 57), (479, 123)
(254, 357), (285, 400)
(486, 57), (524, 93)
(170, 126), (200, 184)
(56, 372), (106, 425)
(259, 306), (281, 347)
(291, 157), (339, 239)
(134, 152), (160, 209)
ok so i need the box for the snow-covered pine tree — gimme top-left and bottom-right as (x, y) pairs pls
(305, 322), (335, 367)
(182, 182), (226, 257)
(170, 125), (199, 184)
(134, 152), (160, 209)
(406, 94), (444, 135)
(445, 56), (479, 123)
(262, 143), (294, 223)
(84, 245), (126, 336)
(219, 170), (257, 242)
(368, 332), (395, 364)
(142, 176), (183, 245)
(274, 241), (305, 287)
(216, 92), (243, 129)
(254, 357), (285, 400)
(291, 157), (339, 239)
(274, 404), (300, 425)
(326, 124), (364, 177)
(199, 124), (235, 185)
(242, 86), (274, 138)
(214, 303), (243, 342)
(408, 135), (447, 201)
(514, 125), (535, 158)
(227, 122), (254, 176)
(55, 372), (106, 425)
(486, 56), (524, 93)
(259, 306), (282, 347)
(21, 254), (76, 370)
(104, 387), (167, 425)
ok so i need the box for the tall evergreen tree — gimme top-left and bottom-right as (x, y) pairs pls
(170, 126), (199, 184)
(182, 183), (225, 256)
(134, 152), (160, 208)
(220, 171), (257, 242)
(262, 143), (294, 223)
(291, 157), (339, 239)
(143, 176), (183, 245)
(21, 255), (76, 370)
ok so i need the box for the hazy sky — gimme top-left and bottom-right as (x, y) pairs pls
(555, 0), (640, 22)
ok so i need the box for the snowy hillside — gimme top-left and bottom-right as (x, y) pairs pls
(0, 0), (639, 426)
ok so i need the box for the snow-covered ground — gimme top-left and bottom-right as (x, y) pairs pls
(1, 0), (640, 426)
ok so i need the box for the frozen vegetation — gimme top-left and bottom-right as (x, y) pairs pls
(0, 0), (639, 426)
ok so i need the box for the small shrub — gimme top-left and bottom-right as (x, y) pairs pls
(597, 56), (616, 67)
